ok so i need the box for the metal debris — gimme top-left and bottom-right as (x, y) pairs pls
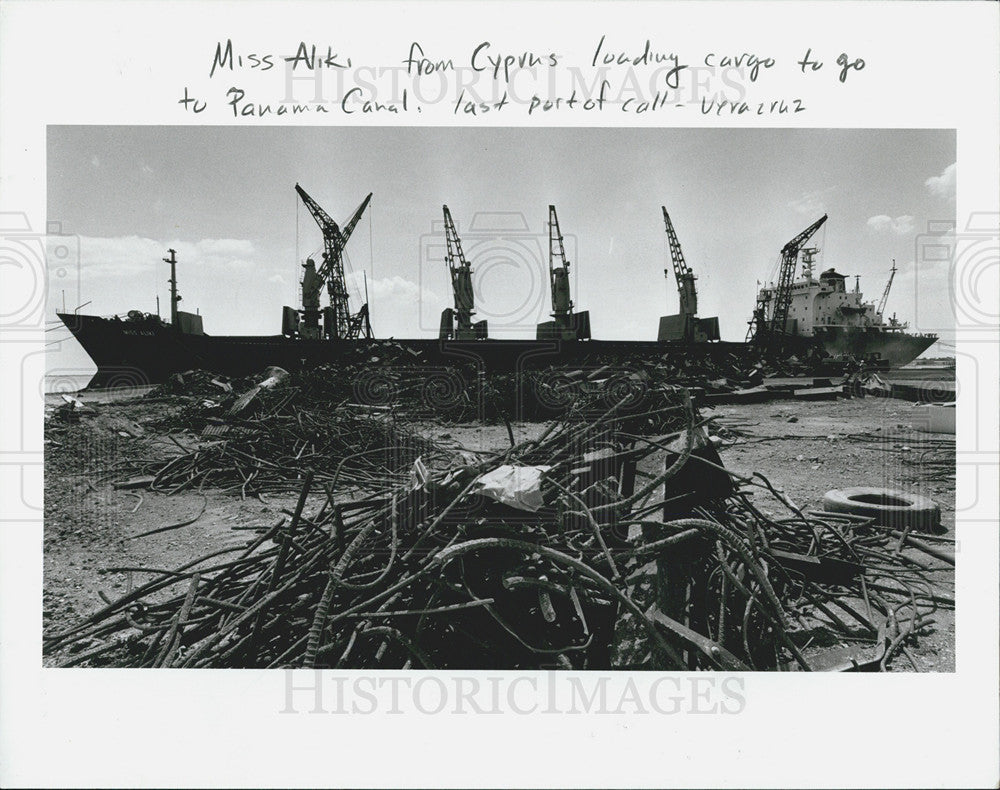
(44, 385), (951, 671)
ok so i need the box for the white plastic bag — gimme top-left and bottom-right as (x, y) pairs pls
(471, 465), (552, 512)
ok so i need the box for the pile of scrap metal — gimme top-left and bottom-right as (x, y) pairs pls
(141, 357), (690, 426)
(121, 370), (451, 498)
(46, 387), (950, 670)
(50, 393), (98, 423)
(146, 368), (240, 400)
(139, 344), (872, 430)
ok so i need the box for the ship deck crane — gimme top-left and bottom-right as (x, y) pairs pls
(548, 205), (573, 322)
(439, 206), (487, 340)
(877, 259), (897, 317)
(291, 184), (373, 340)
(749, 213), (827, 345)
(657, 207), (719, 343)
(536, 205), (590, 340)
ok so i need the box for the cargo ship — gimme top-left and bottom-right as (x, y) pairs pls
(55, 308), (751, 389)
(55, 197), (933, 388)
(751, 261), (937, 366)
(55, 228), (741, 388)
(58, 194), (749, 388)
(747, 216), (937, 367)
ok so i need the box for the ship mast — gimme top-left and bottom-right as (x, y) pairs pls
(801, 247), (818, 282)
(164, 248), (180, 328)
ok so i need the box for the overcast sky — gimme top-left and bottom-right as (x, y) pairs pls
(46, 126), (955, 374)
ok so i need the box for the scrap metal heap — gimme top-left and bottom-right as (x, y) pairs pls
(438, 205), (488, 341)
(45, 369), (948, 671)
(657, 207), (720, 343)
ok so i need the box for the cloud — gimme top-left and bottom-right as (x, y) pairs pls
(346, 272), (439, 306)
(866, 214), (915, 235)
(140, 163), (155, 176)
(53, 235), (259, 278)
(787, 187), (836, 216)
(925, 163), (956, 199)
(267, 273), (286, 284)
(896, 257), (943, 276)
(193, 238), (255, 258)
(90, 155), (100, 168)
(344, 272), (442, 336)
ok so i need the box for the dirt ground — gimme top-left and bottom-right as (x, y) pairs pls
(43, 389), (955, 670)
(711, 396), (955, 672)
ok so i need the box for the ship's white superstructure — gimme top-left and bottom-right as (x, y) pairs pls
(757, 253), (908, 337)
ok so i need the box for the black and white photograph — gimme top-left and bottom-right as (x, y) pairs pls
(42, 126), (958, 672)
(2, 1), (998, 787)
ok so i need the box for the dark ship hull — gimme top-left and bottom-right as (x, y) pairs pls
(812, 326), (938, 368)
(58, 312), (750, 388)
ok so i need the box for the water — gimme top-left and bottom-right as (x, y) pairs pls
(44, 374), (157, 407)
(44, 373), (94, 394)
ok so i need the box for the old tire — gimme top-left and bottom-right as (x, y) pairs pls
(823, 487), (941, 532)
